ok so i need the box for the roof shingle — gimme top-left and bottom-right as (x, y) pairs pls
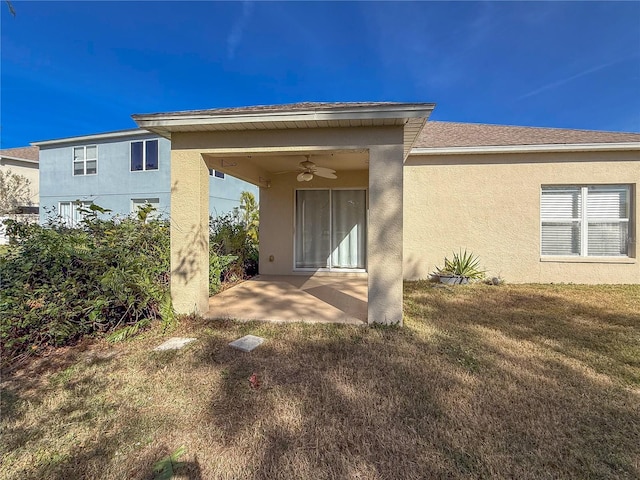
(0, 146), (39, 162)
(415, 121), (640, 148)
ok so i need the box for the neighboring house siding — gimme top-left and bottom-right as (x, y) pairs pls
(38, 132), (257, 224)
(0, 158), (39, 206)
(403, 150), (639, 284)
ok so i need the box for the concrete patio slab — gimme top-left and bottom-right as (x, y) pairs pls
(206, 275), (367, 324)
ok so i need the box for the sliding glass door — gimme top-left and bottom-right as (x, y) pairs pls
(295, 189), (366, 270)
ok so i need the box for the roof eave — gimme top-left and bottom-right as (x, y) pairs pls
(132, 104), (436, 129)
(31, 128), (153, 147)
(0, 155), (39, 164)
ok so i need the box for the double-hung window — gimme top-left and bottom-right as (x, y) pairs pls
(73, 145), (97, 175)
(541, 185), (631, 257)
(131, 139), (159, 171)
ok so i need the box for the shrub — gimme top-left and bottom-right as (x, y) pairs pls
(0, 206), (173, 363)
(434, 250), (485, 280)
(209, 192), (259, 293)
(0, 197), (260, 363)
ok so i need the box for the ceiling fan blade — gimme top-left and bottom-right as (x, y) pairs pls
(313, 166), (336, 175)
(273, 169), (298, 175)
(313, 170), (337, 179)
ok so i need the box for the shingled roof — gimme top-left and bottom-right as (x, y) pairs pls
(0, 146), (39, 162)
(415, 121), (640, 148)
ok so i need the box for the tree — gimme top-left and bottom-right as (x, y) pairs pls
(237, 190), (259, 244)
(0, 169), (33, 215)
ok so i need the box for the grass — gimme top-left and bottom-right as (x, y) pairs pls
(1, 283), (639, 479)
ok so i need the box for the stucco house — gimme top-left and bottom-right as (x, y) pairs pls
(0, 146), (40, 244)
(32, 129), (258, 225)
(0, 146), (40, 209)
(131, 102), (639, 325)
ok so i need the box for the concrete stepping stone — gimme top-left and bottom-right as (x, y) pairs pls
(229, 334), (264, 352)
(153, 337), (197, 351)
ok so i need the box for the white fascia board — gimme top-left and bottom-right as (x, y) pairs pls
(31, 128), (153, 147)
(410, 142), (640, 156)
(0, 155), (39, 164)
(132, 104), (436, 129)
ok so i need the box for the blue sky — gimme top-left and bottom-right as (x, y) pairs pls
(1, 1), (639, 148)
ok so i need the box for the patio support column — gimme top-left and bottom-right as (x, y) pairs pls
(368, 143), (404, 325)
(170, 149), (210, 315)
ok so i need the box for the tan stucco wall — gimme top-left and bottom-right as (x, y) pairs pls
(170, 149), (210, 314)
(0, 160), (39, 205)
(368, 142), (405, 324)
(404, 150), (639, 284)
(172, 127), (410, 187)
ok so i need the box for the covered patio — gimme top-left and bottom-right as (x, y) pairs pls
(132, 102), (435, 325)
(206, 275), (367, 324)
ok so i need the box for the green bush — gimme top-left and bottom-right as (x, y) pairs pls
(209, 191), (259, 293)
(0, 206), (173, 363)
(0, 197), (260, 363)
(209, 212), (258, 291)
(434, 250), (485, 280)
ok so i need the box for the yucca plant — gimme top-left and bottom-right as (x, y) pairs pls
(435, 250), (485, 281)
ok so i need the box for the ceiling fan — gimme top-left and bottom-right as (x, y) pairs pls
(277, 156), (337, 182)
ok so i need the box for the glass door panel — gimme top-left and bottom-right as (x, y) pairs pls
(331, 190), (366, 269)
(295, 190), (330, 268)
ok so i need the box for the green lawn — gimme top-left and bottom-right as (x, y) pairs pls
(2, 284), (639, 479)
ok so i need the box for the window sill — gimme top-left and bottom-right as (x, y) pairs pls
(540, 256), (636, 264)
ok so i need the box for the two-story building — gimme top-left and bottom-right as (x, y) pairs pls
(33, 129), (257, 224)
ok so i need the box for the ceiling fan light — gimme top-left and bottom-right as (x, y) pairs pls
(301, 172), (314, 181)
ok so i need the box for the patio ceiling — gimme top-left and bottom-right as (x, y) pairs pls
(203, 149), (369, 175)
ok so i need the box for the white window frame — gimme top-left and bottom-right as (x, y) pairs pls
(130, 139), (159, 172)
(541, 184), (632, 258)
(72, 145), (98, 176)
(130, 198), (161, 220)
(58, 200), (93, 227)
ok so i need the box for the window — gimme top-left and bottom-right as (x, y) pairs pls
(131, 198), (161, 221)
(131, 197), (160, 212)
(59, 201), (92, 227)
(73, 145), (97, 175)
(295, 189), (367, 270)
(209, 169), (225, 179)
(131, 139), (159, 171)
(541, 185), (631, 257)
